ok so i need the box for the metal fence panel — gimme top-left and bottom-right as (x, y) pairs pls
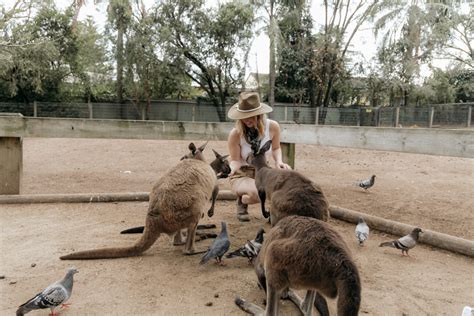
(0, 101), (472, 129)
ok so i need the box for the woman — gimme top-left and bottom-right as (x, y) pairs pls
(227, 91), (291, 222)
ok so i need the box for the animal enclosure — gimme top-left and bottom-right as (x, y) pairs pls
(1, 138), (473, 315)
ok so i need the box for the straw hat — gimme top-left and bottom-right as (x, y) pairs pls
(227, 91), (273, 120)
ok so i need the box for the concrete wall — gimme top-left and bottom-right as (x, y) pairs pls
(1, 116), (472, 158)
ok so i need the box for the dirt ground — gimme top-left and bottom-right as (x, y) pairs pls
(1, 138), (473, 315)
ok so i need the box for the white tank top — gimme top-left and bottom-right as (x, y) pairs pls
(239, 119), (273, 165)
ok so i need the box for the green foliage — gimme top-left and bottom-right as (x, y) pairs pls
(155, 0), (254, 121)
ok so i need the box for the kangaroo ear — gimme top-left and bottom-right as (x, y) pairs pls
(198, 141), (209, 152)
(188, 143), (196, 154)
(221, 154), (229, 160)
(212, 149), (220, 158)
(262, 140), (272, 152)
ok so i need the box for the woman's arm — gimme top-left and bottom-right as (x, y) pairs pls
(269, 120), (291, 170)
(227, 128), (243, 176)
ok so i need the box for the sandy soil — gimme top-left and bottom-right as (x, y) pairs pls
(1, 138), (473, 315)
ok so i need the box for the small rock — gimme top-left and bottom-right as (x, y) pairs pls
(205, 302), (213, 307)
(9, 281), (17, 285)
(0, 275), (5, 279)
(31, 263), (36, 267)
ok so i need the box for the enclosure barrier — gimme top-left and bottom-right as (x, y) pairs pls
(1, 190), (472, 258)
(1, 116), (473, 195)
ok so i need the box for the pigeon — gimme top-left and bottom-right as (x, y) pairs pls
(462, 306), (474, 316)
(355, 217), (369, 246)
(16, 267), (78, 316)
(200, 221), (230, 265)
(226, 228), (265, 263)
(356, 175), (376, 190)
(379, 228), (423, 257)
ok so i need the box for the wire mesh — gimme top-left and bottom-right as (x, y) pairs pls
(0, 101), (472, 129)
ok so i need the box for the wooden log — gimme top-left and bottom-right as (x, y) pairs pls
(0, 191), (237, 204)
(1, 191), (472, 257)
(329, 205), (474, 258)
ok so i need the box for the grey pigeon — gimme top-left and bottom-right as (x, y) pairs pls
(226, 228), (265, 263)
(355, 217), (369, 246)
(200, 221), (230, 265)
(379, 228), (423, 257)
(16, 267), (78, 316)
(356, 175), (376, 190)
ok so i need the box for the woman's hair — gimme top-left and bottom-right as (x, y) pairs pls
(235, 115), (266, 140)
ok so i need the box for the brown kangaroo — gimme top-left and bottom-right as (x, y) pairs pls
(119, 148), (230, 235)
(248, 140), (329, 226)
(60, 142), (219, 260)
(235, 215), (361, 316)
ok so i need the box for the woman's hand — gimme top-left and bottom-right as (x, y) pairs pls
(229, 160), (242, 177)
(276, 161), (292, 170)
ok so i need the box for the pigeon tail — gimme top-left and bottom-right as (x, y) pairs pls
(61, 217), (160, 260)
(379, 241), (396, 248)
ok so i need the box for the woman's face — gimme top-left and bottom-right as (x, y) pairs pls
(241, 116), (258, 128)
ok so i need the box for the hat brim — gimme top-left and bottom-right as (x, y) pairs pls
(227, 102), (273, 120)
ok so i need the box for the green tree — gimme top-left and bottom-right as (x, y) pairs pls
(156, 0), (254, 121)
(106, 0), (132, 104)
(374, 0), (453, 106)
(275, 4), (314, 119)
(124, 3), (192, 119)
(0, 5), (78, 102)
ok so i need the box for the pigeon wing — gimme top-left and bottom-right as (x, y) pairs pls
(397, 234), (416, 249)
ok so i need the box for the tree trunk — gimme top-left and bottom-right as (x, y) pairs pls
(117, 25), (124, 118)
(268, 0), (275, 107)
(215, 96), (227, 122)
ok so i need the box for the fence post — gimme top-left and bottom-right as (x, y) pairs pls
(0, 137), (22, 194)
(315, 107), (319, 125)
(141, 106), (146, 121)
(468, 106), (472, 128)
(394, 107), (400, 127)
(88, 101), (93, 119)
(357, 108), (361, 127)
(33, 101), (37, 117)
(280, 142), (295, 169)
(376, 108), (381, 127)
(192, 103), (196, 122)
(428, 107), (435, 128)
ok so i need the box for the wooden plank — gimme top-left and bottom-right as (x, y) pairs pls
(0, 137), (22, 194)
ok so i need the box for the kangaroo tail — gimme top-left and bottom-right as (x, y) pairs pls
(60, 216), (160, 260)
(120, 226), (145, 234)
(120, 223), (216, 234)
(336, 261), (361, 315)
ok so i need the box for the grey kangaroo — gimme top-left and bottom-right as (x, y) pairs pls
(235, 215), (361, 316)
(248, 140), (329, 226)
(60, 142), (219, 260)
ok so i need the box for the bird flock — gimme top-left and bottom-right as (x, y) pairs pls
(12, 149), (442, 316)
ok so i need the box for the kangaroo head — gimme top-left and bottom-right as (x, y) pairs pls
(180, 141), (208, 161)
(210, 149), (230, 178)
(247, 140), (272, 167)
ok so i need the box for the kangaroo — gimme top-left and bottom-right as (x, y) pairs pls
(235, 215), (361, 316)
(60, 142), (219, 260)
(119, 148), (230, 235)
(248, 140), (329, 226)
